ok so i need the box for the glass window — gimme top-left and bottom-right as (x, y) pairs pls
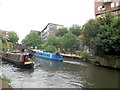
(116, 1), (120, 6)
(111, 2), (114, 8)
(97, 6), (105, 11)
(119, 10), (120, 14)
(116, 11), (119, 15)
(97, 6), (102, 11)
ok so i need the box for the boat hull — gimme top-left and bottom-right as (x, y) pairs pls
(0, 52), (34, 69)
(2, 57), (34, 69)
(34, 52), (63, 61)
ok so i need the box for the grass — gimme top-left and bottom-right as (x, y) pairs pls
(2, 75), (11, 84)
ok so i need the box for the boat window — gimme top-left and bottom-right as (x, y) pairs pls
(39, 53), (42, 55)
(24, 55), (29, 61)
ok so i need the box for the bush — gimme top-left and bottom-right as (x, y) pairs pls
(43, 45), (55, 53)
(83, 13), (120, 55)
(80, 51), (89, 59)
(2, 75), (11, 84)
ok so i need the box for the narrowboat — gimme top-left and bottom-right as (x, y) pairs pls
(34, 51), (63, 61)
(0, 52), (34, 69)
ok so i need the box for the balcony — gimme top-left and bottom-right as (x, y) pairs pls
(103, 0), (112, 3)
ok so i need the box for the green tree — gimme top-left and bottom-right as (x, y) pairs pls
(55, 27), (68, 37)
(22, 31), (41, 48)
(9, 31), (19, 43)
(0, 30), (2, 51)
(82, 13), (120, 55)
(2, 39), (8, 51)
(69, 24), (82, 36)
(61, 32), (77, 52)
(43, 44), (56, 53)
(0, 40), (2, 51)
(0, 30), (2, 39)
(82, 19), (100, 49)
(42, 35), (60, 52)
(93, 16), (120, 55)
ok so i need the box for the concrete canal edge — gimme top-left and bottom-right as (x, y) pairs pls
(89, 55), (120, 69)
(61, 53), (81, 59)
(61, 53), (120, 69)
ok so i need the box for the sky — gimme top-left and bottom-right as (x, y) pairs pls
(0, 0), (95, 43)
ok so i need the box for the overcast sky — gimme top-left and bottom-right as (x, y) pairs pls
(0, 0), (95, 43)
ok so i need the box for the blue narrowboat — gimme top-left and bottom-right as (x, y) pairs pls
(34, 51), (63, 61)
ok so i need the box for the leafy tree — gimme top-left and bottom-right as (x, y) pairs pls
(0, 30), (2, 51)
(43, 44), (56, 53)
(61, 32), (77, 52)
(69, 24), (82, 36)
(45, 36), (59, 47)
(82, 19), (100, 49)
(0, 40), (2, 51)
(82, 13), (120, 55)
(93, 16), (120, 55)
(55, 27), (68, 37)
(42, 35), (61, 52)
(2, 39), (8, 51)
(22, 31), (41, 48)
(0, 33), (1, 38)
(9, 31), (19, 43)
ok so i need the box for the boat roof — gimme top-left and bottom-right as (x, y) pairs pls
(32, 49), (43, 52)
(0, 52), (29, 56)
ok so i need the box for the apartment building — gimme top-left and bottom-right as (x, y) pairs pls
(0, 30), (2, 40)
(0, 30), (9, 40)
(0, 30), (10, 51)
(30, 30), (41, 36)
(40, 23), (64, 41)
(95, 0), (120, 17)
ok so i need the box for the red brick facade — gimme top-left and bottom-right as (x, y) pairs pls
(95, 0), (120, 17)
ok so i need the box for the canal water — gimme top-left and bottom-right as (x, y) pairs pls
(0, 57), (120, 88)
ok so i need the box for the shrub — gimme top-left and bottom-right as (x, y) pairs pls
(80, 51), (89, 59)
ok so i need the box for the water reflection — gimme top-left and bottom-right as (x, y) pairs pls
(34, 57), (63, 70)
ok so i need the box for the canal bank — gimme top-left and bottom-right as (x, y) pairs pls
(0, 77), (12, 89)
(88, 55), (120, 69)
(61, 53), (120, 69)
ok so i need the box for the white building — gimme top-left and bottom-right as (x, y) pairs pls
(40, 23), (64, 41)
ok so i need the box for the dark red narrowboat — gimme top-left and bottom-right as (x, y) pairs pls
(0, 52), (34, 69)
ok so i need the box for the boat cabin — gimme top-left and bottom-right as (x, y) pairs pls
(0, 52), (31, 63)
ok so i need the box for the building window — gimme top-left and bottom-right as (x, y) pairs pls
(113, 11), (120, 15)
(116, 11), (119, 15)
(116, 1), (120, 6)
(97, 6), (105, 11)
(98, 6), (101, 11)
(115, 10), (120, 15)
(111, 2), (114, 8)
(97, 0), (101, 1)
(119, 10), (120, 14)
(111, 12), (114, 15)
